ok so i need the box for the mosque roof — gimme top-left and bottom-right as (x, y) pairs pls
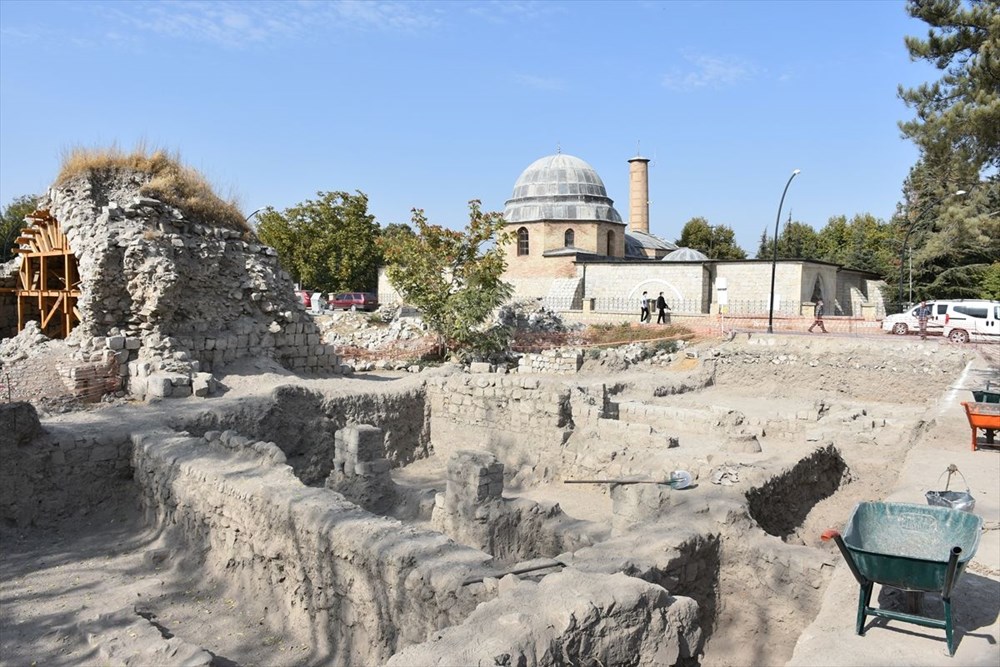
(662, 247), (709, 261)
(625, 230), (678, 257)
(503, 153), (623, 225)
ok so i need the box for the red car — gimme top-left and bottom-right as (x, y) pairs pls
(297, 290), (311, 308)
(329, 292), (379, 311)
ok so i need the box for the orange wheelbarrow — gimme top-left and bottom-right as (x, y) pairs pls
(961, 401), (1000, 451)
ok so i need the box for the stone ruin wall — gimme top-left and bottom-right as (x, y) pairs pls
(0, 403), (133, 528)
(175, 383), (429, 485)
(130, 429), (494, 664)
(30, 169), (340, 398)
(425, 374), (576, 479)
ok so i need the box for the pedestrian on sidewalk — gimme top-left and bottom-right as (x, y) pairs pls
(656, 292), (670, 324)
(808, 299), (828, 333)
(917, 300), (931, 340)
(640, 291), (650, 323)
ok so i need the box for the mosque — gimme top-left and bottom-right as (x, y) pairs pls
(497, 152), (885, 319)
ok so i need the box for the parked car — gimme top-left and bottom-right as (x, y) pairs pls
(297, 290), (311, 308)
(881, 300), (950, 336)
(329, 292), (379, 311)
(941, 300), (1000, 343)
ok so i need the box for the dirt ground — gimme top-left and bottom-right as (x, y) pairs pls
(1, 333), (998, 666)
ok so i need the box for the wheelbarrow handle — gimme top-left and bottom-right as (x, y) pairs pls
(822, 528), (867, 586)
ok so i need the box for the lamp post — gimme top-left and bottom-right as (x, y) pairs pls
(767, 169), (801, 334)
(245, 207), (266, 229)
(896, 189), (966, 307)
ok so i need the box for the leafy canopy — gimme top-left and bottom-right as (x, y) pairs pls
(756, 213), (896, 276)
(899, 0), (1000, 175)
(0, 195), (40, 262)
(257, 191), (380, 294)
(676, 217), (747, 259)
(893, 0), (1000, 303)
(379, 201), (513, 359)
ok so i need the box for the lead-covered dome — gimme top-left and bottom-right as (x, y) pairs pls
(662, 247), (708, 261)
(504, 154), (623, 224)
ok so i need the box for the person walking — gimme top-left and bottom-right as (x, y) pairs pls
(917, 300), (931, 340)
(656, 292), (669, 324)
(640, 291), (650, 323)
(808, 298), (828, 333)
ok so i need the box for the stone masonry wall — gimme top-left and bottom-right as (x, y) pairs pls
(0, 403), (132, 527)
(131, 430), (494, 664)
(35, 170), (339, 398)
(426, 374), (573, 473)
(176, 383), (429, 486)
(517, 348), (583, 374)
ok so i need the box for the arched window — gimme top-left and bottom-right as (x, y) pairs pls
(517, 227), (529, 256)
(564, 229), (575, 247)
(606, 230), (615, 256)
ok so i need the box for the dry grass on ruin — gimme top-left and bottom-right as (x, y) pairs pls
(56, 145), (249, 233)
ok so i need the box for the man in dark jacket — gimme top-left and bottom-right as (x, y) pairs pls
(808, 299), (828, 333)
(656, 292), (669, 324)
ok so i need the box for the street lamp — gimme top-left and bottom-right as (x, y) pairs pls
(245, 207), (266, 229)
(896, 189), (966, 307)
(767, 169), (801, 334)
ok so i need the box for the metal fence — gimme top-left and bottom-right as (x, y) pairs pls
(590, 297), (705, 315)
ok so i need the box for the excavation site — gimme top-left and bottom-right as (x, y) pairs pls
(4, 332), (996, 666)
(2, 162), (998, 667)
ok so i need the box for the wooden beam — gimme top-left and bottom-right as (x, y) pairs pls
(41, 293), (64, 329)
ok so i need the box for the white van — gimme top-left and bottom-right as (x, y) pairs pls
(941, 300), (1000, 343)
(881, 301), (952, 336)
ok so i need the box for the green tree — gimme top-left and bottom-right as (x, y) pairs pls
(890, 0), (1000, 306)
(379, 201), (513, 360)
(817, 213), (896, 275)
(257, 191), (380, 294)
(899, 0), (1000, 176)
(676, 217), (747, 259)
(0, 195), (40, 262)
(760, 219), (822, 261)
(981, 262), (1000, 299)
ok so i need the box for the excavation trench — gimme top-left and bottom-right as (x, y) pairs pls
(3, 375), (857, 666)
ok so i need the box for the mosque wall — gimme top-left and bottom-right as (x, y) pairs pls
(505, 243), (577, 279)
(580, 263), (709, 312)
(713, 262), (804, 314)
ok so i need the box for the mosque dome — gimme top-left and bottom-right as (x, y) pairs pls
(503, 154), (623, 224)
(662, 247), (708, 261)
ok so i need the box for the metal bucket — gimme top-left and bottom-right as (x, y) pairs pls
(926, 465), (976, 512)
(926, 489), (976, 512)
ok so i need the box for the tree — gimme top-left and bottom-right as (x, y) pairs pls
(379, 201), (513, 359)
(892, 0), (1000, 306)
(0, 195), (39, 262)
(759, 219), (822, 261)
(899, 0), (1000, 176)
(982, 262), (1000, 299)
(676, 217), (747, 259)
(257, 191), (380, 294)
(818, 213), (896, 276)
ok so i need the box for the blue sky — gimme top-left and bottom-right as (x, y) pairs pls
(1, 0), (937, 256)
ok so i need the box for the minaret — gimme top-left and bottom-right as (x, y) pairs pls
(628, 155), (650, 234)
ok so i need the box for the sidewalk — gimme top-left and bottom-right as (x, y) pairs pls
(788, 354), (1000, 666)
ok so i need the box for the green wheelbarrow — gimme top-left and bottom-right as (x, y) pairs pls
(822, 502), (982, 656)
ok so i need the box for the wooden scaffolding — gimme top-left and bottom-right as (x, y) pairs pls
(6, 210), (81, 337)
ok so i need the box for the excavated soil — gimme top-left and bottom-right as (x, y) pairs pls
(2, 333), (998, 667)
